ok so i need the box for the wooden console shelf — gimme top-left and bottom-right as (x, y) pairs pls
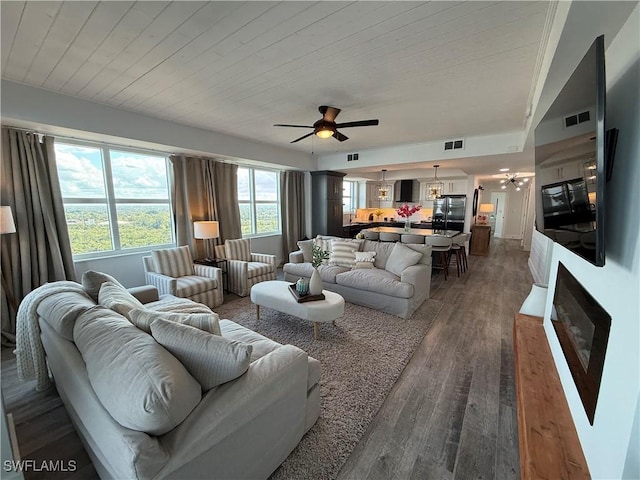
(513, 313), (590, 480)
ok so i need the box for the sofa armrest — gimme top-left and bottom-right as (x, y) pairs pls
(144, 271), (177, 295)
(159, 345), (309, 476)
(400, 264), (430, 287)
(289, 251), (304, 263)
(251, 253), (276, 269)
(193, 264), (222, 283)
(128, 285), (159, 304)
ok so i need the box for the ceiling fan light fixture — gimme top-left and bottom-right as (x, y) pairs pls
(315, 128), (334, 139)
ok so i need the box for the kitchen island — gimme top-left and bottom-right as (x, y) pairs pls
(360, 226), (460, 238)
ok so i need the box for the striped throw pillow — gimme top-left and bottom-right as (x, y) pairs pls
(329, 240), (360, 268)
(152, 246), (194, 278)
(150, 319), (252, 391)
(128, 308), (221, 335)
(225, 238), (251, 261)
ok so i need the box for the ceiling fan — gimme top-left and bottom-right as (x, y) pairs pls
(274, 106), (379, 143)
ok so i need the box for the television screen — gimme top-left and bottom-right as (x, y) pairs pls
(534, 35), (606, 266)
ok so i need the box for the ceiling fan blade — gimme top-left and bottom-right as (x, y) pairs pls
(336, 119), (379, 128)
(319, 106), (341, 122)
(334, 131), (348, 142)
(273, 124), (313, 128)
(291, 132), (314, 143)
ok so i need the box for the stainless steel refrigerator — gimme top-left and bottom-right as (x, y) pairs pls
(432, 195), (466, 231)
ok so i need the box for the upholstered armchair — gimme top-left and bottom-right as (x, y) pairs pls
(143, 246), (223, 308)
(214, 239), (276, 297)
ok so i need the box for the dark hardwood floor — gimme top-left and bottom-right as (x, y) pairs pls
(1, 237), (531, 479)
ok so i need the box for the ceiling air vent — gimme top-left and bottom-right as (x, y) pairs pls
(564, 110), (590, 128)
(444, 139), (464, 151)
(346, 153), (359, 162)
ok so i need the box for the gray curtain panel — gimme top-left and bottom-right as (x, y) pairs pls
(1, 128), (75, 344)
(170, 156), (241, 258)
(280, 170), (307, 255)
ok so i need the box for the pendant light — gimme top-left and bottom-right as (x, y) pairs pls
(378, 169), (390, 200)
(426, 164), (444, 200)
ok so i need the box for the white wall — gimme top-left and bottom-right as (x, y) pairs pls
(539, 4), (640, 478)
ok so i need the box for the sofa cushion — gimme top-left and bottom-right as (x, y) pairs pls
(354, 261), (375, 269)
(297, 239), (314, 262)
(329, 240), (360, 268)
(151, 318), (252, 391)
(73, 307), (201, 435)
(37, 290), (97, 341)
(82, 270), (126, 302)
(175, 275), (218, 296)
(247, 262), (273, 279)
(385, 243), (424, 277)
(152, 246), (194, 278)
(363, 240), (396, 269)
(225, 238), (251, 262)
(98, 281), (144, 320)
(129, 308), (221, 335)
(403, 243), (433, 266)
(335, 269), (414, 298)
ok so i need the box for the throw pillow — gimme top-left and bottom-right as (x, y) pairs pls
(98, 281), (144, 320)
(354, 261), (375, 269)
(297, 239), (314, 262)
(129, 308), (221, 335)
(152, 246), (194, 278)
(385, 242), (424, 277)
(355, 251), (376, 263)
(329, 240), (360, 268)
(150, 318), (252, 391)
(82, 270), (125, 302)
(225, 238), (251, 262)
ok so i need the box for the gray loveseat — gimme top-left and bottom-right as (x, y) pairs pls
(283, 237), (432, 319)
(26, 276), (320, 479)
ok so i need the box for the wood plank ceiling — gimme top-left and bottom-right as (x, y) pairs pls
(1, 1), (551, 155)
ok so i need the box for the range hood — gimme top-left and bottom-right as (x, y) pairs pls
(394, 180), (420, 203)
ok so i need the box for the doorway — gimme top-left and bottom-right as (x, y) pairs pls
(491, 192), (506, 237)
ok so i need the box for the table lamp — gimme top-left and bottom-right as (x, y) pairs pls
(477, 203), (494, 224)
(1, 206), (18, 313)
(194, 221), (219, 261)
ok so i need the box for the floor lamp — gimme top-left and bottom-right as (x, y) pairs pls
(193, 221), (220, 261)
(0, 206), (18, 314)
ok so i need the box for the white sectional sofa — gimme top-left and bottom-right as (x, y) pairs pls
(24, 273), (320, 480)
(283, 237), (432, 319)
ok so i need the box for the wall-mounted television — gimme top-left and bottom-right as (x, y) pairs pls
(534, 35), (613, 267)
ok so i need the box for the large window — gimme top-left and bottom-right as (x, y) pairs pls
(343, 180), (356, 213)
(54, 141), (174, 258)
(237, 167), (280, 236)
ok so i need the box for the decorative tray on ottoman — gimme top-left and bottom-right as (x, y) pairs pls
(288, 284), (325, 303)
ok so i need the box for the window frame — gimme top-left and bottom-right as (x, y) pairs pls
(343, 180), (357, 213)
(54, 138), (175, 260)
(237, 167), (281, 238)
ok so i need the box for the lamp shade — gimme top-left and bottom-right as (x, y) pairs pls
(0, 206), (16, 234)
(479, 203), (494, 213)
(193, 221), (219, 239)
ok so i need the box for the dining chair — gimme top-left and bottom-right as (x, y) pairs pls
(424, 236), (453, 280)
(400, 234), (425, 244)
(379, 232), (401, 242)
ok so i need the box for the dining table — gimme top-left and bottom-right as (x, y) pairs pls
(360, 226), (460, 238)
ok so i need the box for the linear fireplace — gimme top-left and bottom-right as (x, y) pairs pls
(551, 262), (611, 424)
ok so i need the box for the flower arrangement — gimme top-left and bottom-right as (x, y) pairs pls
(396, 202), (421, 218)
(355, 232), (365, 240)
(311, 244), (329, 268)
(373, 208), (384, 218)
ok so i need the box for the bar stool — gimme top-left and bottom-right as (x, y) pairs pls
(424, 236), (452, 280)
(449, 233), (469, 277)
(401, 234), (424, 244)
(363, 231), (379, 241)
(379, 232), (401, 242)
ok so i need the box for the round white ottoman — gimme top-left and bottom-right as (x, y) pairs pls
(250, 280), (345, 339)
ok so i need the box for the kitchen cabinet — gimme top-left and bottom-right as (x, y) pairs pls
(311, 171), (346, 237)
(470, 224), (491, 255)
(443, 179), (468, 195)
(537, 160), (583, 187)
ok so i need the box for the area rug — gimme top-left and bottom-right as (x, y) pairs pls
(214, 296), (444, 480)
